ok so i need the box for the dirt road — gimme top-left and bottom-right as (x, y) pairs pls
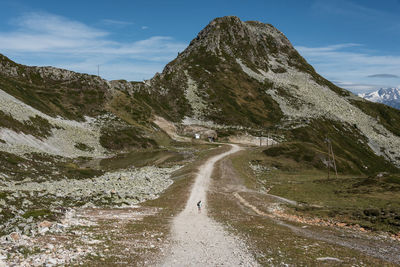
(159, 144), (258, 266)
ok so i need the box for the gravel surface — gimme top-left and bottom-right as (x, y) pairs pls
(159, 145), (258, 266)
(1, 165), (181, 206)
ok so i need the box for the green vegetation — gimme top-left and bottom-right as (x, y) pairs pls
(0, 72), (107, 121)
(74, 142), (94, 152)
(207, 150), (390, 266)
(0, 151), (104, 182)
(230, 147), (400, 234)
(134, 67), (191, 123)
(350, 98), (400, 137)
(107, 89), (153, 125)
(100, 150), (186, 170)
(286, 119), (398, 174)
(183, 47), (283, 127)
(0, 111), (54, 138)
(66, 167), (103, 179)
(22, 209), (53, 219)
(272, 171), (400, 233)
(100, 126), (157, 151)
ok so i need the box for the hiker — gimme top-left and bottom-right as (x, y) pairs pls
(197, 200), (202, 213)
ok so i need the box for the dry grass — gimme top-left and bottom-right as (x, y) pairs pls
(207, 150), (396, 266)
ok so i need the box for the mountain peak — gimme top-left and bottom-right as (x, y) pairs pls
(184, 16), (293, 59)
(159, 15), (301, 85)
(360, 87), (400, 109)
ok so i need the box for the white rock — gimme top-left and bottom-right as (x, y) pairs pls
(48, 258), (57, 264)
(316, 257), (342, 262)
(39, 227), (49, 235)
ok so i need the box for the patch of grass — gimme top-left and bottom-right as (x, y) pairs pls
(100, 126), (157, 151)
(106, 90), (153, 125)
(263, 142), (359, 173)
(0, 151), (105, 182)
(22, 209), (53, 219)
(0, 111), (54, 139)
(67, 168), (102, 179)
(17, 246), (42, 258)
(100, 150), (186, 170)
(74, 142), (94, 152)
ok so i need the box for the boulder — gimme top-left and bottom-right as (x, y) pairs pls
(38, 220), (53, 228)
(9, 232), (20, 242)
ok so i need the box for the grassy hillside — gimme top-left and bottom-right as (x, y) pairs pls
(0, 57), (108, 121)
(231, 147), (400, 234)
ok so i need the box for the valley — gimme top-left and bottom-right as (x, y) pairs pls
(0, 15), (399, 266)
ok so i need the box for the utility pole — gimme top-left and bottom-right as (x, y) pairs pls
(97, 65), (100, 77)
(330, 142), (338, 178)
(325, 138), (331, 179)
(325, 137), (338, 179)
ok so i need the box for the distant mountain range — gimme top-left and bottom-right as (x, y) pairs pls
(359, 88), (400, 110)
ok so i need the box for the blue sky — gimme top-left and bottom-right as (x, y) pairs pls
(0, 0), (399, 93)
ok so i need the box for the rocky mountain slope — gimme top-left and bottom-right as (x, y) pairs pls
(129, 16), (400, 173)
(1, 14), (400, 237)
(2, 16), (400, 173)
(359, 88), (400, 110)
(0, 52), (171, 157)
(0, 52), (181, 241)
(0, 16), (399, 180)
(1, 15), (400, 266)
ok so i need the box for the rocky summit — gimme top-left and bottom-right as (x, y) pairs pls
(0, 16), (400, 266)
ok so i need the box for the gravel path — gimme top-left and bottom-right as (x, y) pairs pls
(160, 144), (258, 266)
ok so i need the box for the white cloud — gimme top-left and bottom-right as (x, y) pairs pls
(0, 12), (187, 80)
(296, 43), (400, 93)
(101, 19), (134, 26)
(15, 13), (108, 39)
(141, 26), (149, 30)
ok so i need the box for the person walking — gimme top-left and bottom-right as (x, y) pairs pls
(197, 200), (202, 213)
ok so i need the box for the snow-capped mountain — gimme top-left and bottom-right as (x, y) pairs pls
(359, 88), (400, 110)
